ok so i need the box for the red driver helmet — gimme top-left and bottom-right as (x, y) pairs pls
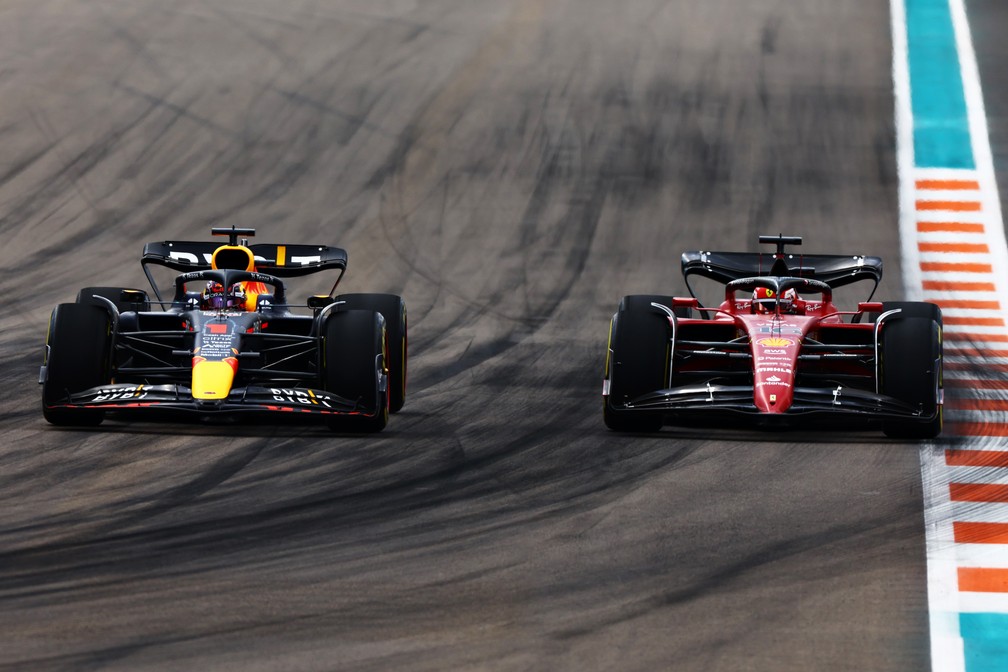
(752, 287), (775, 313)
(751, 287), (799, 314)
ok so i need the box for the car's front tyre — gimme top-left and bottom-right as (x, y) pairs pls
(603, 295), (674, 433)
(879, 302), (943, 439)
(334, 293), (407, 413)
(41, 303), (113, 426)
(321, 309), (389, 433)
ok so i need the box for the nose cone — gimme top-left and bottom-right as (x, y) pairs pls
(192, 357), (238, 400)
(754, 377), (793, 413)
(751, 335), (799, 413)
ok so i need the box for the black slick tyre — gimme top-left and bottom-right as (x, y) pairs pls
(603, 295), (674, 432)
(879, 302), (943, 439)
(333, 294), (407, 413)
(322, 309), (389, 433)
(42, 304), (113, 426)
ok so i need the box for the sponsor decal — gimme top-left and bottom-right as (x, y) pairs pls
(170, 251), (284, 265)
(171, 251), (214, 265)
(757, 337), (795, 347)
(199, 324), (236, 359)
(247, 272), (275, 282)
(764, 348), (787, 355)
(756, 381), (791, 388)
(757, 324), (804, 336)
(757, 367), (793, 375)
(270, 388), (334, 408)
(93, 385), (147, 402)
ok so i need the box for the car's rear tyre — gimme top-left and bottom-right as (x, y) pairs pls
(42, 304), (113, 426)
(334, 294), (407, 413)
(603, 295), (674, 432)
(322, 309), (388, 433)
(879, 302), (943, 439)
(76, 286), (150, 312)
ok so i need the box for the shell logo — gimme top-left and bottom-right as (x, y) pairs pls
(757, 337), (795, 347)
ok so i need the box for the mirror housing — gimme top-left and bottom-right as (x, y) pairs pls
(307, 295), (334, 310)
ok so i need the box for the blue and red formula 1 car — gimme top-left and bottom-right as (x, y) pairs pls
(40, 227), (406, 432)
(603, 235), (943, 438)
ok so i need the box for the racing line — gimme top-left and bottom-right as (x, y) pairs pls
(893, 0), (1008, 669)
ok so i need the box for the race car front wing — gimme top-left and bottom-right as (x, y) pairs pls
(43, 383), (380, 418)
(610, 383), (938, 422)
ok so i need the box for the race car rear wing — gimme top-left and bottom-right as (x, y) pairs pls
(142, 241), (348, 276)
(681, 250), (883, 297)
(141, 240), (348, 304)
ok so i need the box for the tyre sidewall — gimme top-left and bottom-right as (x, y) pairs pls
(42, 303), (113, 426)
(334, 293), (406, 413)
(880, 307), (943, 438)
(322, 309), (388, 432)
(604, 294), (673, 432)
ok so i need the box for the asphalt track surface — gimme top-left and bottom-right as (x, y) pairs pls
(3, 1), (999, 670)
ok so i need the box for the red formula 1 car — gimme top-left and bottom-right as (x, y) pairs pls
(40, 227), (406, 432)
(603, 235), (943, 438)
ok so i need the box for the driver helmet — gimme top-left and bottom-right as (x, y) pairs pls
(751, 287), (800, 314)
(201, 281), (246, 310)
(752, 287), (776, 313)
(779, 288), (800, 313)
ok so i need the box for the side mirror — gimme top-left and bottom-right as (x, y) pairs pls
(119, 289), (150, 311)
(307, 295), (333, 310)
(673, 297), (700, 310)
